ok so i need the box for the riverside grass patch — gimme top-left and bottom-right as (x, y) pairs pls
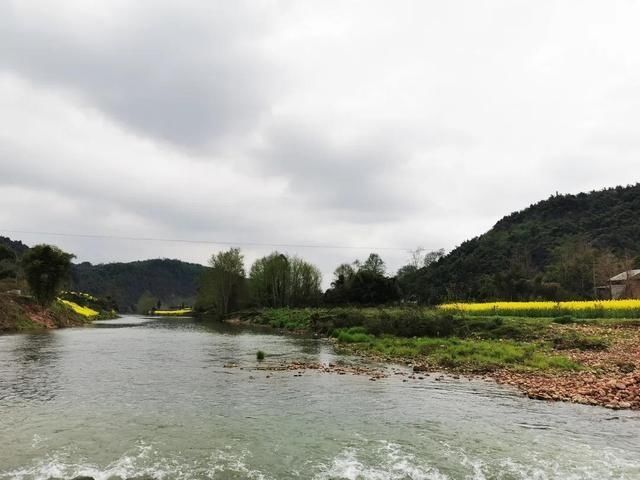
(333, 328), (579, 372)
(438, 299), (640, 319)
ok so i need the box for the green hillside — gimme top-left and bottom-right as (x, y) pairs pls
(402, 184), (640, 303)
(71, 259), (207, 313)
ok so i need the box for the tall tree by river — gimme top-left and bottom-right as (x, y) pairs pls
(249, 252), (322, 308)
(207, 248), (245, 315)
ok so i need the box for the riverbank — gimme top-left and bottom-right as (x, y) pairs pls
(0, 293), (94, 333)
(336, 322), (640, 410)
(226, 307), (640, 410)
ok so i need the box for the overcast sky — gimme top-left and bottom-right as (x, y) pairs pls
(1, 0), (639, 284)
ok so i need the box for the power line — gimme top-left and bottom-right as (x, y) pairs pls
(1, 229), (412, 252)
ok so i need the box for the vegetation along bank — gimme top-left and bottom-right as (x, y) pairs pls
(228, 306), (640, 410)
(0, 241), (117, 332)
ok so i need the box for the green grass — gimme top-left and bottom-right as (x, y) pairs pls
(333, 331), (580, 372)
(335, 326), (372, 343)
(14, 316), (41, 331)
(236, 307), (617, 372)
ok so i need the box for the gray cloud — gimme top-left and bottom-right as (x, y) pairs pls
(254, 121), (473, 221)
(0, 1), (279, 149)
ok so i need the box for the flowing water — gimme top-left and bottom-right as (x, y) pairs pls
(0, 316), (639, 480)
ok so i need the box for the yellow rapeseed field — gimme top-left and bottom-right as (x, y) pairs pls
(154, 308), (193, 316)
(59, 299), (100, 317)
(438, 299), (640, 318)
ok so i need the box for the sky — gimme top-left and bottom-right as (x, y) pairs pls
(1, 0), (640, 285)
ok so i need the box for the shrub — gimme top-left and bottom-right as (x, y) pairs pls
(256, 350), (265, 361)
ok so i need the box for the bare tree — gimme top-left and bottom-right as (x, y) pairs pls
(408, 246), (426, 269)
(423, 248), (446, 268)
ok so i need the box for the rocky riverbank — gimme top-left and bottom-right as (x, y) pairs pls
(337, 323), (640, 410)
(223, 311), (640, 410)
(237, 356), (639, 410)
(491, 323), (640, 409)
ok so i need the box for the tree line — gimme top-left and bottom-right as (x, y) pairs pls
(195, 249), (444, 315)
(196, 249), (325, 314)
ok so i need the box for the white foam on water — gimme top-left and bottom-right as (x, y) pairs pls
(206, 448), (272, 480)
(2, 440), (638, 480)
(452, 442), (640, 480)
(0, 443), (275, 480)
(314, 442), (449, 480)
(0, 442), (189, 480)
(314, 441), (640, 480)
(30, 434), (45, 449)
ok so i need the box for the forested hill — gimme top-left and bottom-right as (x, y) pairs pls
(0, 236), (29, 256)
(71, 259), (207, 313)
(404, 184), (640, 303)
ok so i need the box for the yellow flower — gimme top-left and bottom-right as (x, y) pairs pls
(437, 299), (640, 318)
(59, 299), (99, 317)
(154, 308), (193, 316)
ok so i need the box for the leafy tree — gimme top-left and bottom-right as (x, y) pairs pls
(332, 263), (356, 287)
(249, 252), (322, 307)
(249, 252), (289, 307)
(289, 256), (322, 306)
(361, 253), (385, 276)
(208, 248), (245, 315)
(325, 253), (399, 305)
(348, 270), (399, 304)
(21, 244), (75, 306)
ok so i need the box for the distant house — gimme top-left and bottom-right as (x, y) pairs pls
(598, 270), (640, 299)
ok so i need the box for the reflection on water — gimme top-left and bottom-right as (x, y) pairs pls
(0, 333), (60, 403)
(0, 316), (639, 480)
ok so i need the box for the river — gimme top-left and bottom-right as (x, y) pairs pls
(0, 316), (639, 479)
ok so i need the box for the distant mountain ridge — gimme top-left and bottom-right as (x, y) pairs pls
(71, 259), (207, 312)
(1, 235), (206, 312)
(403, 183), (640, 303)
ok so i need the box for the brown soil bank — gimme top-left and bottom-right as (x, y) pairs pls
(0, 293), (90, 333)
